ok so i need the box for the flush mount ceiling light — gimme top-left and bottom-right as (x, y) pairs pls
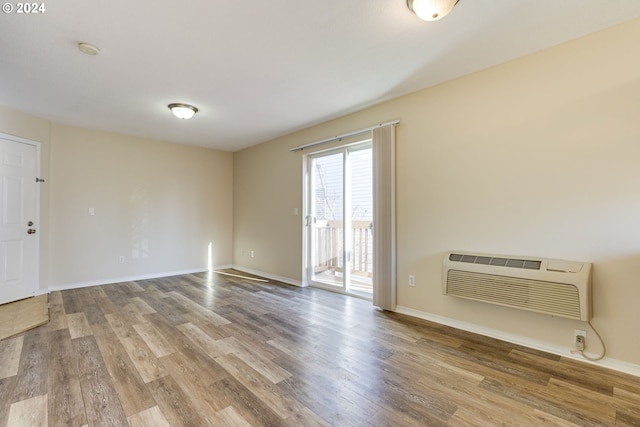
(407, 0), (460, 21)
(168, 103), (198, 120)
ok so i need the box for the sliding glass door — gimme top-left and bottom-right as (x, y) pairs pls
(307, 142), (373, 297)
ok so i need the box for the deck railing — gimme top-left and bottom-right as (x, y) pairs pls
(313, 220), (373, 279)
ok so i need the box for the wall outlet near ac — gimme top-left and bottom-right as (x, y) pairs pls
(574, 329), (586, 350)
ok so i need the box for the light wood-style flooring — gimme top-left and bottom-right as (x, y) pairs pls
(0, 270), (639, 426)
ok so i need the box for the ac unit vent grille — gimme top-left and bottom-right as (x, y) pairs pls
(449, 253), (541, 270)
(446, 270), (581, 320)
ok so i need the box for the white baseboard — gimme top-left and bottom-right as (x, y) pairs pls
(395, 305), (640, 378)
(47, 267), (216, 292)
(230, 265), (304, 287)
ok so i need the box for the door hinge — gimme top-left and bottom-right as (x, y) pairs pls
(36, 177), (45, 183)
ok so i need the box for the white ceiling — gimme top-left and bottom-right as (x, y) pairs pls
(2, 1), (640, 152)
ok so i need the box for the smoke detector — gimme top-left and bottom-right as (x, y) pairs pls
(78, 42), (100, 56)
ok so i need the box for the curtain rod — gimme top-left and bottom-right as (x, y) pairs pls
(289, 120), (400, 152)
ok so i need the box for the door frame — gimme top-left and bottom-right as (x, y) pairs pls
(302, 139), (372, 299)
(0, 132), (41, 301)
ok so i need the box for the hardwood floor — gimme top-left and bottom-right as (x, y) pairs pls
(0, 270), (638, 427)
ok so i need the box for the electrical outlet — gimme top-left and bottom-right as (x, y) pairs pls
(250, 250), (255, 258)
(409, 275), (415, 287)
(118, 255), (125, 264)
(575, 335), (585, 351)
(574, 329), (586, 351)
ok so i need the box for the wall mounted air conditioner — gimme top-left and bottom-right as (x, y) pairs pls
(443, 251), (592, 321)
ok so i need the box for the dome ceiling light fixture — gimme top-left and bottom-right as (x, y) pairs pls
(407, 0), (460, 21)
(168, 103), (198, 120)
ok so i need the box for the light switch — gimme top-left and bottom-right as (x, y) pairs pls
(88, 208), (95, 216)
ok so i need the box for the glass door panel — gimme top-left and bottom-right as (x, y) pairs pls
(310, 152), (344, 288)
(347, 147), (373, 296)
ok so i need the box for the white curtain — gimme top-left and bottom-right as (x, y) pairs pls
(372, 125), (396, 311)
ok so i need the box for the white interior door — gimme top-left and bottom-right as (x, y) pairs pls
(0, 136), (38, 305)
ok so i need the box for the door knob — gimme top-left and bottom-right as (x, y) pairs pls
(27, 229), (36, 234)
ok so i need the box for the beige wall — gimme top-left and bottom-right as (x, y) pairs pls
(0, 107), (233, 289)
(233, 18), (640, 365)
(233, 136), (305, 281)
(48, 124), (233, 287)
